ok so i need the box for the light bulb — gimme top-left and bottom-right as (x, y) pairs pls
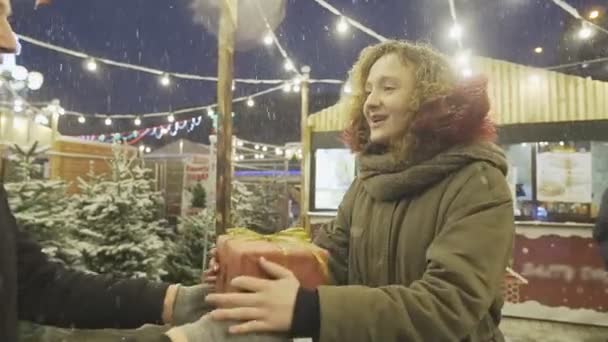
(58, 107), (65, 115)
(139, 145), (145, 152)
(262, 146), (268, 152)
(145, 147), (151, 153)
(293, 84), (301, 92)
(27, 71), (44, 90)
(104, 117), (112, 126)
(86, 58), (98, 72)
(168, 114), (175, 123)
(534, 47), (543, 54)
(255, 144), (260, 150)
(589, 10), (599, 19)
(578, 25), (593, 39)
(282, 83), (292, 93)
(284, 60), (294, 71)
(449, 24), (463, 39)
(134, 117), (141, 126)
(275, 148), (283, 155)
(160, 74), (171, 86)
(11, 65), (28, 81)
(247, 98), (255, 107)
(78, 116), (86, 124)
(263, 32), (273, 45)
(336, 16), (349, 34)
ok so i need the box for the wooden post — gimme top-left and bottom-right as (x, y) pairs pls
(300, 66), (311, 233)
(215, 0), (237, 237)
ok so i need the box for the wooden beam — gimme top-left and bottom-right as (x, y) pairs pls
(215, 0), (237, 237)
(300, 66), (311, 233)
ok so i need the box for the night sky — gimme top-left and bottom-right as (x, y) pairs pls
(7, 0), (602, 145)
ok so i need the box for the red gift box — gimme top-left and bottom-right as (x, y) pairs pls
(215, 228), (329, 293)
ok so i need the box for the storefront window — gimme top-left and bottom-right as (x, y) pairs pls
(504, 141), (607, 224)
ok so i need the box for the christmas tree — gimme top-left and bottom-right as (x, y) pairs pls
(4, 142), (85, 269)
(72, 145), (170, 280)
(164, 208), (216, 285)
(232, 180), (285, 234)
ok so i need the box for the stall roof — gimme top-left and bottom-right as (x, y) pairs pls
(308, 56), (608, 132)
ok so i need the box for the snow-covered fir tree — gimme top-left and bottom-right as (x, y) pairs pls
(5, 142), (85, 269)
(232, 180), (285, 234)
(164, 208), (216, 285)
(72, 145), (170, 280)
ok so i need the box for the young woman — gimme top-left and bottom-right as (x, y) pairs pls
(205, 40), (515, 342)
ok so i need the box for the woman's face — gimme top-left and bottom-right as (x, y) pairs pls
(363, 53), (416, 146)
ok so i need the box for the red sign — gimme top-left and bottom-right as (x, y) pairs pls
(513, 234), (608, 312)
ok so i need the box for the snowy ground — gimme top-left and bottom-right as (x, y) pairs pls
(500, 317), (608, 342)
(18, 318), (608, 341)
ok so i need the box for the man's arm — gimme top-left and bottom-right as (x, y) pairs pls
(1, 185), (170, 329)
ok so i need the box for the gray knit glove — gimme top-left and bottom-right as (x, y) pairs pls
(172, 284), (215, 326)
(165, 315), (291, 342)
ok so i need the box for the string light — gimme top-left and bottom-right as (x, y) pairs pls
(263, 32), (273, 46)
(336, 16), (349, 34)
(449, 24), (463, 40)
(262, 146), (268, 152)
(578, 24), (594, 39)
(284, 60), (295, 71)
(104, 117), (112, 126)
(134, 117), (141, 126)
(534, 47), (543, 54)
(11, 66), (28, 81)
(275, 147), (283, 155)
(85, 58), (98, 72)
(167, 114), (175, 123)
(282, 83), (292, 93)
(145, 147), (151, 153)
(292, 84), (301, 92)
(78, 115), (86, 124)
(27, 71), (44, 90)
(246, 98), (255, 107)
(589, 10), (599, 19)
(160, 74), (171, 86)
(255, 144), (260, 150)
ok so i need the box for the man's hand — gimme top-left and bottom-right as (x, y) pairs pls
(205, 257), (300, 335)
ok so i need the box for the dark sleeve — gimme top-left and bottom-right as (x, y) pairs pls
(8, 191), (170, 329)
(289, 287), (320, 340)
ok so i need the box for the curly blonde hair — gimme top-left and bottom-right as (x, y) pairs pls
(343, 40), (458, 154)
